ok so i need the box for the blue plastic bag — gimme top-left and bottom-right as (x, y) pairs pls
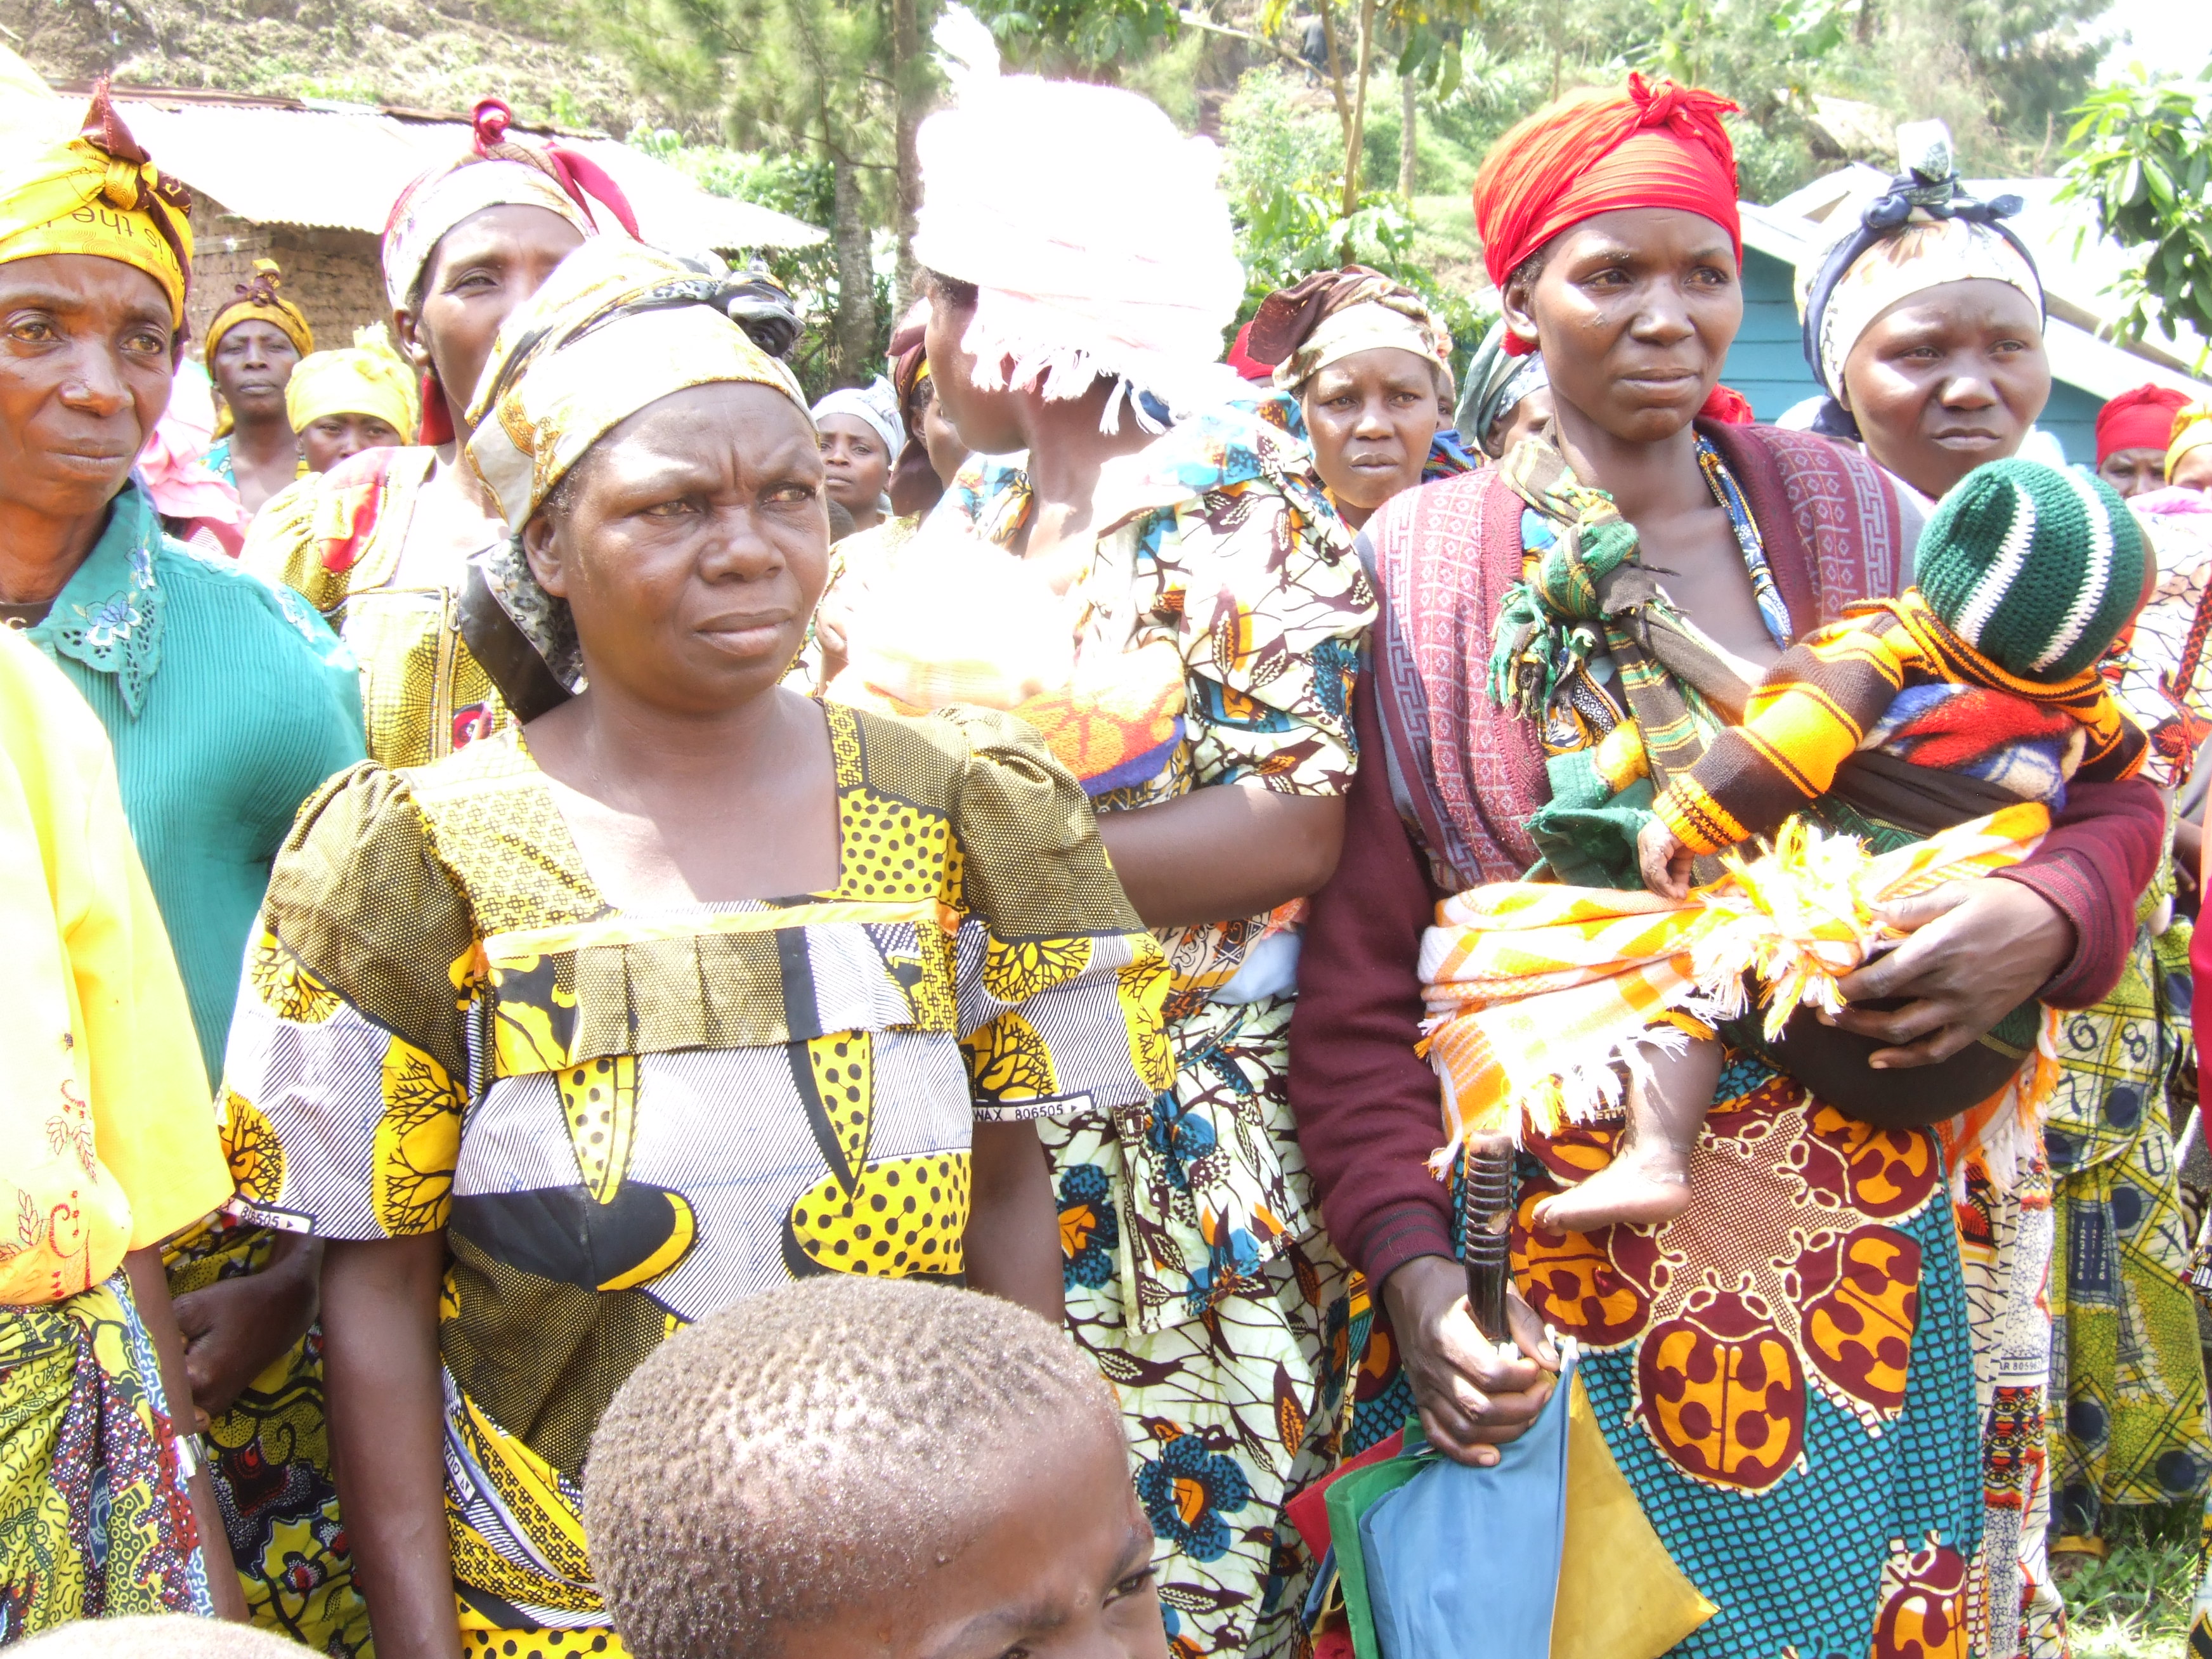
(1358, 1352), (1577, 1659)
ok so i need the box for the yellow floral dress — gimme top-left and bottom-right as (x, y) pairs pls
(219, 701), (1169, 1655)
(925, 401), (1376, 1659)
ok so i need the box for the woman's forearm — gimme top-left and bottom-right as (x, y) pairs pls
(964, 1120), (1064, 1324)
(1994, 774), (2164, 1008)
(323, 1234), (462, 1659)
(1096, 784), (1345, 930)
(123, 1245), (249, 1621)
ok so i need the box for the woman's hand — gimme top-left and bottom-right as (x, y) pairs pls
(1636, 819), (1693, 899)
(1380, 1254), (1559, 1467)
(1824, 875), (2072, 1067)
(172, 1234), (323, 1420)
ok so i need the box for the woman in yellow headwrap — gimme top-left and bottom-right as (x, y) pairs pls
(204, 259), (314, 516)
(286, 326), (419, 476)
(2171, 401), (2212, 493)
(0, 83), (370, 1648)
(218, 237), (1168, 1659)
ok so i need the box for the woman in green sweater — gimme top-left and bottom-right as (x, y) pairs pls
(0, 95), (370, 1652)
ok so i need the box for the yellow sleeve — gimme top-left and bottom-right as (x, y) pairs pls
(51, 684), (233, 1247)
(99, 836), (235, 1248)
(937, 706), (1173, 1116)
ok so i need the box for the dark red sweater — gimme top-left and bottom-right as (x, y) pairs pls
(1287, 673), (2168, 1287)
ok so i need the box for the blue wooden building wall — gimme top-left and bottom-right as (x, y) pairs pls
(1733, 245), (2101, 465)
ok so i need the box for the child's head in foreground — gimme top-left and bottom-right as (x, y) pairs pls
(585, 1276), (1168, 1659)
(15, 1617), (304, 1657)
(1917, 457), (2150, 682)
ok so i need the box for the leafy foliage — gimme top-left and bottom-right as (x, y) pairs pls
(965, 0), (1181, 74)
(2058, 70), (2212, 362)
(1219, 68), (1491, 381)
(627, 127), (879, 400)
(609, 0), (895, 391)
(2060, 1500), (2201, 1658)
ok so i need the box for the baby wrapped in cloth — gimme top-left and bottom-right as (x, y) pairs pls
(1424, 458), (2152, 1232)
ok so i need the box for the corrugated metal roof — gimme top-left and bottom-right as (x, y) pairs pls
(103, 92), (826, 252)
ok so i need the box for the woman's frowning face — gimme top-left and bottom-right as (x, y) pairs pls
(1838, 276), (2049, 501)
(1299, 346), (1440, 524)
(1502, 207), (1741, 448)
(0, 254), (174, 526)
(523, 381), (829, 716)
(2098, 446), (2170, 499)
(210, 318), (301, 424)
(816, 413), (893, 514)
(301, 411), (407, 474)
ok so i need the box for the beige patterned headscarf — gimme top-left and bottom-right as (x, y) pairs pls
(464, 238), (810, 526)
(1243, 265), (1455, 400)
(1801, 214), (2041, 396)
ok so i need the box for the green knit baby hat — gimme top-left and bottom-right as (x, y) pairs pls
(1915, 459), (2147, 682)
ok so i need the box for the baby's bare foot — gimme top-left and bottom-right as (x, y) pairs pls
(1531, 1147), (1691, 1233)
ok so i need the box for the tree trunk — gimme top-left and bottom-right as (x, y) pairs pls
(1317, 0), (1353, 149)
(1397, 67), (1417, 199)
(891, 0), (924, 311)
(1340, 0), (1378, 218)
(829, 151), (875, 387)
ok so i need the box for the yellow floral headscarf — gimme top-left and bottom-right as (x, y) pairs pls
(204, 257), (315, 365)
(0, 84), (193, 328)
(2169, 401), (2212, 484)
(465, 238), (809, 526)
(286, 325), (420, 438)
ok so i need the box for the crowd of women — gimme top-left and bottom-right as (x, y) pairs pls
(5, 49), (2212, 1659)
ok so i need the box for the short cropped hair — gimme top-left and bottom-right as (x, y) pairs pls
(584, 1277), (1119, 1659)
(16, 1615), (308, 1658)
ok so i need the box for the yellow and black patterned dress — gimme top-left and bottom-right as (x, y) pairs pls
(219, 700), (1170, 1655)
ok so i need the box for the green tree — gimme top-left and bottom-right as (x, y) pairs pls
(2058, 69), (2212, 365)
(962, 0), (1180, 75)
(609, 0), (909, 384)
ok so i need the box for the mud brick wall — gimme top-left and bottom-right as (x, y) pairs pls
(186, 197), (388, 357)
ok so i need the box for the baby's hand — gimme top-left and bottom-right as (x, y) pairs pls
(1637, 818), (1695, 899)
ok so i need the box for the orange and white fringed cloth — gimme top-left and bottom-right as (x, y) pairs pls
(1415, 803), (2057, 1182)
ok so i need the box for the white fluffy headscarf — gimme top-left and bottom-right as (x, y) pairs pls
(911, 76), (1251, 433)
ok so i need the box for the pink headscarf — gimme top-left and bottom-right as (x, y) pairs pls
(138, 363), (246, 554)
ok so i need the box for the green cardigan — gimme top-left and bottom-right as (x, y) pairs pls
(29, 481), (366, 1083)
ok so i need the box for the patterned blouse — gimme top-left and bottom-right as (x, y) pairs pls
(928, 400), (1376, 1324)
(2109, 491), (2212, 788)
(244, 446), (512, 769)
(221, 701), (1170, 1632)
(937, 402), (1376, 1012)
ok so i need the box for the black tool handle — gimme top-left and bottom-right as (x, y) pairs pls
(1461, 1139), (1516, 1344)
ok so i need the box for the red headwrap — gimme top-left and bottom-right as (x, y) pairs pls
(2096, 384), (2190, 464)
(1225, 320), (1273, 383)
(1473, 75), (1741, 356)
